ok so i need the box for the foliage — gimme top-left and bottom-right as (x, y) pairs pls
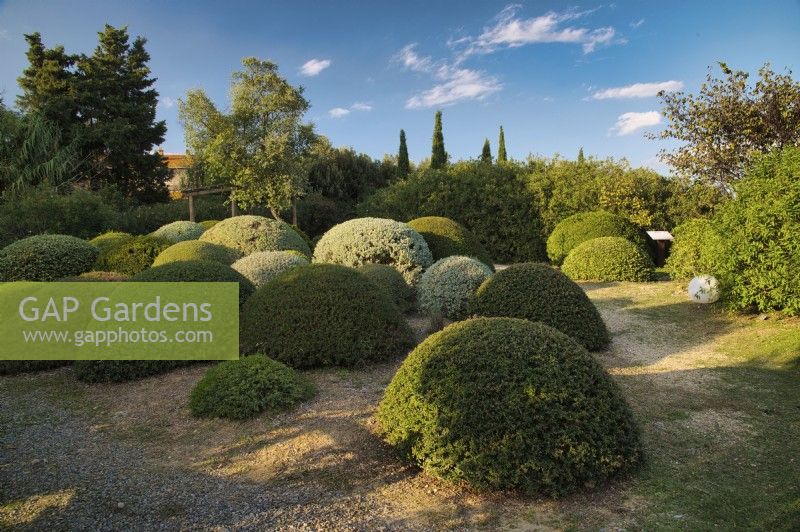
(377, 317), (642, 496)
(653, 62), (800, 190)
(231, 250), (309, 288)
(546, 210), (648, 265)
(398, 129), (410, 178)
(360, 161), (546, 263)
(497, 126), (507, 163)
(294, 193), (355, 239)
(418, 256), (492, 319)
(189, 355), (315, 420)
(114, 195), (241, 235)
(130, 260), (254, 305)
(150, 220), (206, 243)
(561, 237), (655, 282)
(152, 240), (243, 267)
(94, 235), (171, 275)
(305, 139), (397, 202)
(199, 215), (311, 256)
(74, 360), (193, 383)
(59, 271), (129, 281)
(357, 263), (416, 312)
(665, 219), (725, 280)
(0, 360), (70, 376)
(407, 216), (493, 267)
(199, 220), (219, 230)
(480, 139), (492, 164)
(430, 110), (447, 169)
(467, 263), (609, 350)
(313, 217), (433, 285)
(0, 234), (98, 281)
(89, 231), (134, 253)
(240, 264), (415, 368)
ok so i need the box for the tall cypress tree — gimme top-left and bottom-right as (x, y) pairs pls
(481, 138), (492, 164)
(398, 129), (410, 178)
(577, 147), (585, 164)
(497, 125), (507, 163)
(430, 110), (446, 169)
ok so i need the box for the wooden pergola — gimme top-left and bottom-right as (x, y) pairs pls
(180, 186), (239, 222)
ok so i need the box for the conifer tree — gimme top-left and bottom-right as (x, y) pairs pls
(577, 147), (585, 164)
(398, 129), (410, 177)
(481, 138), (492, 164)
(430, 110), (447, 169)
(497, 125), (507, 163)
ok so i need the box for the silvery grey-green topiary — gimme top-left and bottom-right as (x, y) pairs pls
(0, 234), (99, 281)
(232, 251), (309, 288)
(417, 256), (492, 319)
(151, 221), (206, 243)
(199, 215), (311, 256)
(313, 217), (433, 285)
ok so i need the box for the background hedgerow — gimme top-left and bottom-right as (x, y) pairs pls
(199, 215), (311, 256)
(407, 216), (493, 268)
(0, 234), (99, 281)
(467, 262), (609, 351)
(546, 210), (648, 265)
(313, 217), (432, 285)
(0, 360), (71, 376)
(377, 317), (642, 496)
(74, 360), (195, 383)
(153, 240), (243, 267)
(150, 220), (206, 243)
(357, 263), (416, 312)
(232, 251), (309, 288)
(561, 237), (655, 283)
(130, 260), (254, 305)
(417, 256), (492, 319)
(94, 235), (172, 276)
(240, 264), (415, 368)
(189, 355), (315, 420)
(665, 219), (725, 280)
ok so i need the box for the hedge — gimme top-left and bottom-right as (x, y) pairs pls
(665, 219), (725, 280)
(561, 237), (655, 283)
(546, 210), (648, 265)
(74, 360), (195, 383)
(0, 234), (99, 281)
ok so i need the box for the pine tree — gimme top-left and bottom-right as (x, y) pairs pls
(577, 147), (585, 164)
(497, 125), (507, 163)
(481, 138), (492, 164)
(430, 110), (447, 169)
(398, 129), (410, 178)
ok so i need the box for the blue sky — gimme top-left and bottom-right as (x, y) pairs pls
(1, 0), (798, 172)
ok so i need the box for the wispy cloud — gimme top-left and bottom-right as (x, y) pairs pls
(611, 111), (661, 136)
(158, 96), (176, 108)
(592, 80), (683, 99)
(630, 18), (645, 29)
(300, 58), (331, 77)
(351, 102), (373, 111)
(328, 102), (374, 118)
(395, 44), (434, 73)
(406, 65), (501, 109)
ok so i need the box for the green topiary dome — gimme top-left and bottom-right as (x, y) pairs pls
(199, 215), (311, 256)
(94, 235), (172, 276)
(378, 317), (641, 496)
(0, 234), (99, 281)
(561, 237), (655, 283)
(151, 220), (206, 243)
(418, 256), (492, 319)
(199, 220), (220, 230)
(313, 217), (433, 285)
(89, 231), (134, 254)
(546, 210), (648, 265)
(467, 262), (609, 350)
(665, 218), (725, 281)
(231, 251), (309, 288)
(240, 264), (415, 368)
(189, 354), (315, 420)
(130, 260), (254, 305)
(153, 240), (243, 267)
(407, 216), (493, 268)
(357, 264), (416, 312)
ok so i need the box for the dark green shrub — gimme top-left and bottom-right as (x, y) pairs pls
(0, 361), (70, 375)
(130, 260), (254, 306)
(74, 360), (194, 383)
(114, 195), (245, 235)
(240, 264), (415, 368)
(407, 216), (493, 268)
(358, 263), (415, 312)
(467, 263), (609, 350)
(378, 317), (641, 496)
(189, 355), (315, 420)
(94, 235), (172, 276)
(0, 234), (99, 281)
(59, 271), (129, 282)
(665, 219), (725, 280)
(200, 215), (311, 257)
(295, 193), (356, 238)
(546, 210), (648, 265)
(89, 231), (134, 254)
(152, 240), (243, 267)
(561, 237), (655, 282)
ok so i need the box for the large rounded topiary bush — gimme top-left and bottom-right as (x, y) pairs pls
(240, 264), (415, 368)
(189, 355), (315, 420)
(546, 211), (648, 265)
(151, 220), (206, 243)
(89, 231), (134, 254)
(561, 237), (655, 283)
(378, 317), (641, 496)
(131, 260), (254, 305)
(0, 234), (99, 281)
(95, 235), (172, 276)
(153, 240), (243, 267)
(199, 220), (220, 230)
(313, 217), (433, 285)
(467, 263), (609, 350)
(357, 264), (415, 312)
(418, 256), (492, 319)
(199, 215), (311, 257)
(407, 216), (493, 268)
(665, 219), (725, 281)
(231, 251), (309, 288)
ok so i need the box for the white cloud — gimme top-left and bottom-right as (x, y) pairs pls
(592, 80), (684, 99)
(158, 96), (176, 108)
(406, 67), (501, 109)
(328, 107), (350, 118)
(300, 58), (331, 77)
(395, 44), (433, 72)
(630, 18), (645, 29)
(611, 111), (661, 136)
(351, 102), (373, 111)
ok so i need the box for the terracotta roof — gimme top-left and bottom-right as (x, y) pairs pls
(162, 153), (192, 169)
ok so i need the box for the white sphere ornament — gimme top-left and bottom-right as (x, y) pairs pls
(688, 275), (720, 304)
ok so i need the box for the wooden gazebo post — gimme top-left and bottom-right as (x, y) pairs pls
(180, 186), (237, 222)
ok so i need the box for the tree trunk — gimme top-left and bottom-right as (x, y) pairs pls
(292, 197), (298, 226)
